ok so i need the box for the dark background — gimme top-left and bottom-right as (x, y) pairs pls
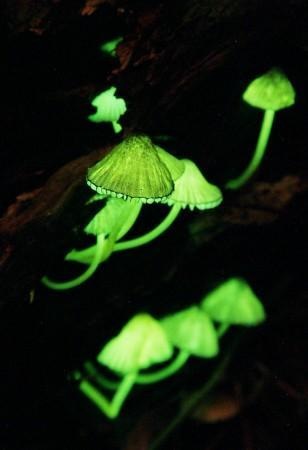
(1, 1), (308, 449)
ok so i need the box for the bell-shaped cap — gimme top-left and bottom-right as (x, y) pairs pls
(165, 159), (223, 210)
(201, 278), (266, 326)
(243, 68), (295, 111)
(97, 313), (173, 374)
(87, 135), (175, 203)
(88, 86), (127, 133)
(85, 197), (142, 239)
(161, 306), (219, 358)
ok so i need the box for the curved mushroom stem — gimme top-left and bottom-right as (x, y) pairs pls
(65, 201), (143, 265)
(79, 371), (137, 419)
(225, 109), (275, 189)
(84, 351), (189, 391)
(114, 203), (182, 251)
(41, 234), (112, 290)
(136, 350), (190, 384)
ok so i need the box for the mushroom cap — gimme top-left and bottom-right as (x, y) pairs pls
(85, 197), (142, 239)
(97, 314), (173, 374)
(243, 68), (295, 111)
(201, 278), (266, 326)
(156, 146), (185, 182)
(161, 306), (219, 358)
(100, 36), (123, 56)
(88, 86), (127, 123)
(87, 135), (175, 203)
(165, 159), (223, 210)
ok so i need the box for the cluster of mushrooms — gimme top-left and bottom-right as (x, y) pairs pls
(75, 278), (266, 419)
(41, 66), (296, 420)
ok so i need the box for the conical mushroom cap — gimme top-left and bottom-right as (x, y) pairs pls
(201, 278), (266, 326)
(88, 86), (127, 123)
(243, 68), (295, 111)
(87, 135), (174, 203)
(85, 197), (142, 239)
(166, 159), (223, 210)
(161, 306), (219, 358)
(97, 314), (173, 374)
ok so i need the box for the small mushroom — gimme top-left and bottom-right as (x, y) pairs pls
(42, 196), (142, 290)
(201, 278), (266, 336)
(97, 313), (173, 374)
(88, 86), (127, 133)
(100, 36), (123, 57)
(77, 314), (173, 419)
(113, 158), (223, 251)
(161, 305), (219, 358)
(226, 68), (296, 189)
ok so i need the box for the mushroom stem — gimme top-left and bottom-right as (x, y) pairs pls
(41, 234), (112, 290)
(83, 351), (190, 391)
(114, 203), (182, 251)
(136, 350), (190, 384)
(79, 371), (137, 419)
(226, 109), (275, 189)
(84, 361), (119, 391)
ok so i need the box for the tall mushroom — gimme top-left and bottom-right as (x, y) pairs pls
(226, 68), (295, 189)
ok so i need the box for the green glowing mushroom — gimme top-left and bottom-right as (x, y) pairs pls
(112, 158), (223, 251)
(42, 196), (142, 290)
(201, 278), (266, 336)
(88, 86), (127, 133)
(226, 68), (295, 189)
(87, 134), (180, 202)
(78, 314), (173, 419)
(100, 36), (123, 57)
(161, 305), (219, 359)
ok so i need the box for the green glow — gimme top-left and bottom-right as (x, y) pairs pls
(161, 306), (219, 358)
(87, 135), (175, 202)
(135, 350), (190, 384)
(88, 86), (127, 134)
(42, 198), (143, 288)
(114, 203), (182, 251)
(201, 278), (266, 326)
(242, 68), (295, 111)
(85, 351), (190, 387)
(112, 159), (222, 251)
(100, 36), (123, 57)
(166, 159), (223, 210)
(226, 109), (275, 189)
(41, 234), (112, 290)
(79, 372), (137, 419)
(226, 68), (295, 189)
(85, 197), (142, 240)
(97, 314), (173, 374)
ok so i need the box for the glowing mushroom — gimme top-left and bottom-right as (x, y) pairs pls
(161, 306), (219, 359)
(100, 36), (123, 57)
(201, 278), (266, 336)
(87, 134), (181, 202)
(226, 68), (295, 189)
(88, 86), (127, 133)
(114, 158), (223, 251)
(41, 196), (142, 290)
(77, 314), (173, 419)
